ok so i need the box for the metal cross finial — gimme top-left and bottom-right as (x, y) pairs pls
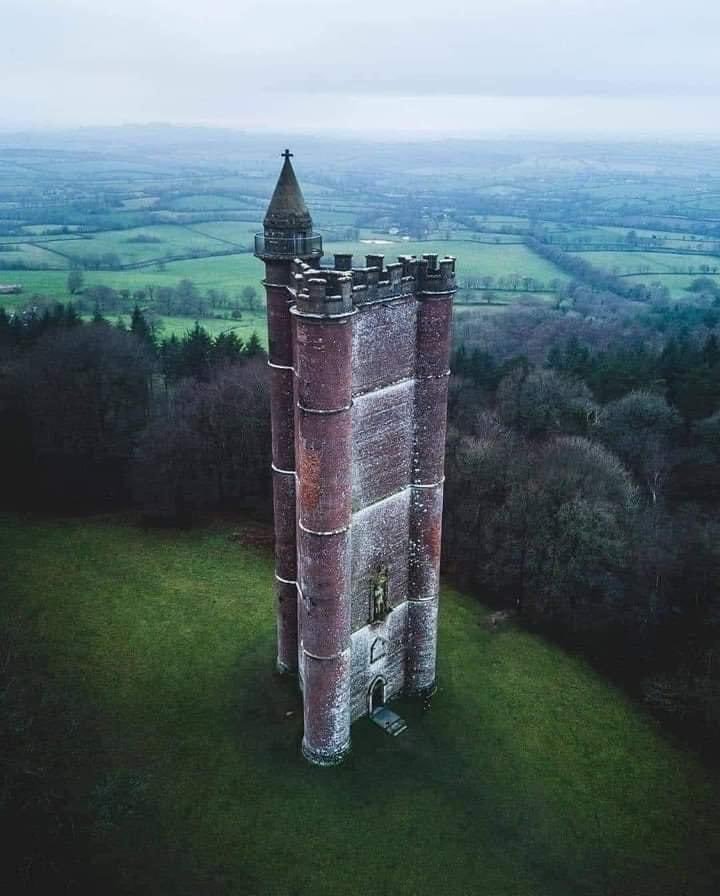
(282, 149), (293, 160)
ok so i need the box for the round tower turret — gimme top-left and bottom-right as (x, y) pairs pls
(254, 150), (323, 263)
(256, 151), (323, 676)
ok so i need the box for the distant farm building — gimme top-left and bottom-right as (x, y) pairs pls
(0, 284), (23, 295)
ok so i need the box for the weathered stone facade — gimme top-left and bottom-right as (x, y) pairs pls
(255, 152), (455, 765)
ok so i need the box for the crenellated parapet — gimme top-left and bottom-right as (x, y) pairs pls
(288, 253), (456, 313)
(416, 253), (457, 294)
(290, 263), (354, 316)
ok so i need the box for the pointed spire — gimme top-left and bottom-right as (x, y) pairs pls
(264, 149), (313, 232)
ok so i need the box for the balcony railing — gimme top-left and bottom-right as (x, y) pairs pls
(254, 232), (323, 259)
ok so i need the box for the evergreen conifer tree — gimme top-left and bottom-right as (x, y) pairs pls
(244, 331), (264, 359)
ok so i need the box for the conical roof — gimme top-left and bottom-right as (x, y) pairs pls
(263, 151), (313, 231)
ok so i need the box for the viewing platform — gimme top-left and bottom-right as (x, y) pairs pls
(254, 232), (323, 260)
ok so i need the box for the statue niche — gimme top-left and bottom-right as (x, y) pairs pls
(370, 564), (390, 623)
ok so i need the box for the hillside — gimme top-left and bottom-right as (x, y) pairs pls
(1, 514), (718, 895)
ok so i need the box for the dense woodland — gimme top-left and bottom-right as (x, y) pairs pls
(447, 279), (720, 748)
(0, 305), (269, 519)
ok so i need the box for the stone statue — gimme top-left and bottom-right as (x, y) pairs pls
(371, 565), (389, 622)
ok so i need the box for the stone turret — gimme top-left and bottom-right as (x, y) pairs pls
(255, 150), (322, 263)
(255, 152), (323, 677)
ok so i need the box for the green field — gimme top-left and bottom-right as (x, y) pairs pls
(0, 148), (577, 323)
(0, 242), (69, 268)
(46, 224), (243, 266)
(618, 272), (720, 298)
(0, 253), (262, 301)
(165, 194), (256, 212)
(473, 215), (531, 226)
(325, 238), (568, 286)
(575, 250), (720, 276)
(122, 312), (267, 341)
(21, 224), (82, 235)
(596, 225), (719, 247)
(2, 514), (717, 895)
(2, 238), (568, 311)
(181, 221), (261, 247)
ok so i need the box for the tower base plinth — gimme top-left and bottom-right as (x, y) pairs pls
(301, 738), (351, 767)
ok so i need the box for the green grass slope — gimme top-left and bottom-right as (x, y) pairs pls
(1, 515), (718, 895)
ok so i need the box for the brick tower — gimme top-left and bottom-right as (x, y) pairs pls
(255, 152), (456, 765)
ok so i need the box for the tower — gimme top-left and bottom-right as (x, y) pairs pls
(255, 152), (456, 765)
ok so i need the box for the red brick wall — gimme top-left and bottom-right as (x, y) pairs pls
(266, 251), (455, 761)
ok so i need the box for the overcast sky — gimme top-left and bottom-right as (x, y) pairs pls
(4, 0), (720, 136)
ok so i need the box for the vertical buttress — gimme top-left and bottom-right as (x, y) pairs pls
(264, 261), (298, 673)
(408, 260), (455, 696)
(294, 306), (354, 765)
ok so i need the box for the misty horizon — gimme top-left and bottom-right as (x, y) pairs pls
(4, 0), (720, 138)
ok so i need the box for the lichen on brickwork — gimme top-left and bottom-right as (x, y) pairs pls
(351, 379), (415, 508)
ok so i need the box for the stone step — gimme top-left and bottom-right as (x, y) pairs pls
(387, 718), (408, 736)
(370, 706), (407, 737)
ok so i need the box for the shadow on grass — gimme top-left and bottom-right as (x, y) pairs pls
(220, 648), (667, 896)
(3, 516), (718, 896)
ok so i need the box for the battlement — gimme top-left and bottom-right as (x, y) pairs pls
(290, 253), (456, 314)
(415, 253), (457, 294)
(291, 261), (353, 315)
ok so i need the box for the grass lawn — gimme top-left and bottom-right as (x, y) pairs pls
(1, 515), (718, 895)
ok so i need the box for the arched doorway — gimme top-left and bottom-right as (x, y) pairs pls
(368, 677), (386, 715)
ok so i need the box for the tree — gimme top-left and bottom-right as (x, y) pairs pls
(175, 279), (203, 316)
(17, 324), (154, 506)
(497, 367), (596, 439)
(179, 323), (213, 381)
(596, 391), (680, 504)
(67, 269), (84, 295)
(130, 305), (155, 350)
(84, 285), (120, 315)
(442, 413), (516, 586)
(159, 334), (183, 382)
(694, 409), (720, 457)
(244, 332), (264, 359)
(132, 360), (271, 522)
(213, 331), (244, 367)
(241, 286), (259, 312)
(502, 437), (635, 625)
